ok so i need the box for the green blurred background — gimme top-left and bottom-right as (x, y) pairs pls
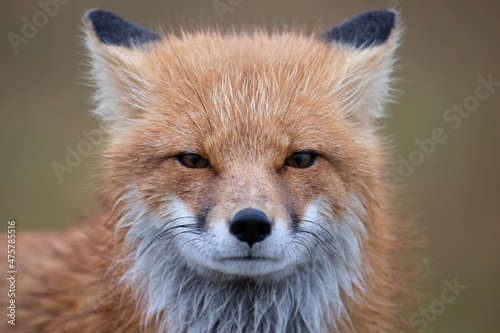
(1, 0), (499, 331)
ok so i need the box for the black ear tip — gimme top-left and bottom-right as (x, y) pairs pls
(85, 9), (119, 30)
(321, 9), (398, 49)
(86, 8), (107, 21)
(85, 8), (160, 48)
(86, 9), (112, 24)
(380, 8), (399, 26)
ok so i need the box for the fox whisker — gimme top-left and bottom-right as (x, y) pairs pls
(135, 218), (198, 261)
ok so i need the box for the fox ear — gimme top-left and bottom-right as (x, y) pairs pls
(85, 9), (161, 48)
(84, 9), (161, 124)
(320, 9), (397, 49)
(320, 10), (400, 121)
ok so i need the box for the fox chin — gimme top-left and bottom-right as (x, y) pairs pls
(2, 8), (418, 333)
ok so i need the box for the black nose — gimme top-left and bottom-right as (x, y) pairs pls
(229, 209), (272, 247)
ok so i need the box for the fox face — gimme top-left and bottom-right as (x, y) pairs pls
(85, 9), (404, 332)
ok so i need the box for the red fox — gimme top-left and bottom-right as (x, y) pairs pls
(2, 8), (417, 332)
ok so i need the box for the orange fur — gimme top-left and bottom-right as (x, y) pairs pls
(1, 12), (418, 333)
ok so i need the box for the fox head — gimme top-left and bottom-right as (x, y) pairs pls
(85, 9), (403, 332)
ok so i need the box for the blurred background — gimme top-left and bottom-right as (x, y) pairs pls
(1, 0), (499, 331)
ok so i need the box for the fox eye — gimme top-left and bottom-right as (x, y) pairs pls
(176, 153), (210, 168)
(285, 152), (317, 168)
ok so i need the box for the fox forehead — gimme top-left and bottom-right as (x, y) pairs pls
(125, 33), (359, 158)
(149, 32), (348, 118)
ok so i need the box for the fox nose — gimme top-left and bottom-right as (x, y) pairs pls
(229, 209), (272, 248)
